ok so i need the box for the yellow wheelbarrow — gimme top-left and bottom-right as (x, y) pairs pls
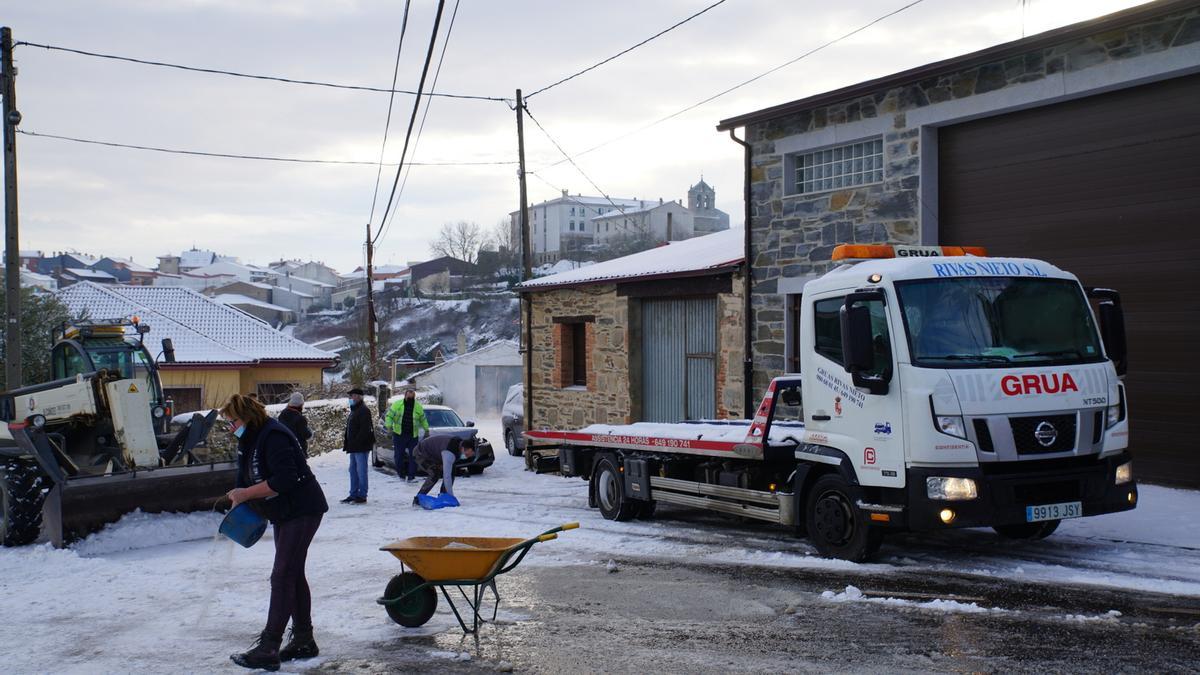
(377, 523), (578, 633)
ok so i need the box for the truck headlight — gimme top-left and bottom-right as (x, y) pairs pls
(935, 415), (966, 438)
(926, 476), (978, 501)
(1115, 461), (1133, 485)
(1106, 403), (1121, 428)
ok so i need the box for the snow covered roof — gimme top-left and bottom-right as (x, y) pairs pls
(519, 228), (744, 291)
(65, 267), (116, 280)
(189, 261), (273, 277)
(179, 249), (218, 268)
(212, 294), (293, 313)
(407, 340), (519, 381)
(56, 282), (336, 366)
(101, 256), (155, 273)
(590, 201), (682, 221)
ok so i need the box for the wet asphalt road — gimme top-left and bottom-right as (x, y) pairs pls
(313, 556), (1200, 674)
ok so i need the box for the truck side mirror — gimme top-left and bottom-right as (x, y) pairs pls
(840, 290), (890, 396)
(1088, 288), (1127, 377)
(161, 338), (176, 364)
(1098, 302), (1127, 376)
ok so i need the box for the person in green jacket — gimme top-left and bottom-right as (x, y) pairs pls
(385, 389), (429, 482)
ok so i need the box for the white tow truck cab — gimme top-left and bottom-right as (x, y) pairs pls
(528, 244), (1137, 561)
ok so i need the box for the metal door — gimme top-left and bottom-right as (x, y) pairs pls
(642, 297), (717, 422)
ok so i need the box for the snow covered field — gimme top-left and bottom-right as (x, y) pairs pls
(2, 418), (1197, 672)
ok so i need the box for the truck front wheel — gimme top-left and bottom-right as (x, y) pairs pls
(804, 474), (883, 562)
(593, 456), (638, 521)
(0, 458), (48, 547)
(993, 520), (1060, 540)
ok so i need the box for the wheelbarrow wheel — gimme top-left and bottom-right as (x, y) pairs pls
(384, 572), (438, 627)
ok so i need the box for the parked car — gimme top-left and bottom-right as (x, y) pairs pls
(501, 384), (524, 457)
(372, 404), (495, 475)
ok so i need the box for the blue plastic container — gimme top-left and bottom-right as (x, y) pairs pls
(219, 503), (268, 548)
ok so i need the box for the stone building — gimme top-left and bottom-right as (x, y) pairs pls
(518, 228), (746, 431)
(591, 199), (694, 246)
(716, 0), (1200, 487)
(688, 179), (731, 234)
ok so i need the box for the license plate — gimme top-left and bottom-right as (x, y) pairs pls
(1025, 501), (1082, 522)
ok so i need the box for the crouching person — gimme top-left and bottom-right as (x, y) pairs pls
(222, 394), (329, 671)
(412, 434), (476, 506)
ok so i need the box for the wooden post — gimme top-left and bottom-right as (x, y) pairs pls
(2, 26), (22, 389)
(366, 222), (377, 369)
(516, 89), (534, 456)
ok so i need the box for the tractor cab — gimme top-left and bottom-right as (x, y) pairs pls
(50, 319), (173, 433)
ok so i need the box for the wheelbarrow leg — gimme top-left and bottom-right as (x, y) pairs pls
(441, 585), (474, 634)
(486, 580), (501, 623)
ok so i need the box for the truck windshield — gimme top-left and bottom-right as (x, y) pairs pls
(896, 277), (1104, 368)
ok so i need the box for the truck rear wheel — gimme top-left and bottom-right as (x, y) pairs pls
(993, 520), (1060, 540)
(593, 456), (638, 521)
(804, 474), (883, 562)
(0, 458), (48, 547)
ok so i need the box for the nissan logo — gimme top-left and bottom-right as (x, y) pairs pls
(1034, 421), (1058, 447)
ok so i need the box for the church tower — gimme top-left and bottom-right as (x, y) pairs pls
(688, 178), (715, 211)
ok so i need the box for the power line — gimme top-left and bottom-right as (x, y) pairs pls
(372, 0), (448, 245)
(367, 1), (414, 232)
(526, 0), (732, 99)
(377, 0), (464, 249)
(14, 39), (508, 102)
(533, 0), (927, 172)
(521, 103), (633, 218)
(16, 128), (516, 166)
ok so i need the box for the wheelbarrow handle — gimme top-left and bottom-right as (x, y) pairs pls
(537, 533), (558, 542)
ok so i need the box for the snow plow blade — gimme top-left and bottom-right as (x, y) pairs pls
(43, 462), (237, 548)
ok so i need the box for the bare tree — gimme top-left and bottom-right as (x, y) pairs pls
(429, 221), (485, 264)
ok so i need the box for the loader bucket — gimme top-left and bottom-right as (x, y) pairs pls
(44, 462), (237, 548)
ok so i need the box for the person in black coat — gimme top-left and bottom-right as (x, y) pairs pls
(222, 393), (329, 671)
(278, 392), (313, 454)
(342, 388), (376, 504)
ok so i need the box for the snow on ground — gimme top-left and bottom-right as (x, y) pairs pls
(2, 417), (1198, 672)
(819, 585), (1002, 614)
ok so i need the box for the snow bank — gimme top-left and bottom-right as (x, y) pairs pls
(820, 585), (1001, 614)
(72, 510), (224, 557)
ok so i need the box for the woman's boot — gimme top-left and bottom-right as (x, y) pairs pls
(230, 631), (282, 671)
(279, 627), (320, 662)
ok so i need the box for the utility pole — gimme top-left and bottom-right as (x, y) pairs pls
(516, 89), (534, 451)
(365, 223), (377, 368)
(2, 27), (22, 390)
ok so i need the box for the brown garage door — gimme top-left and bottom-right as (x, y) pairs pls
(938, 73), (1200, 488)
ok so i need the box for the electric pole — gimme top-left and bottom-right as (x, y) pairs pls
(365, 222), (377, 369)
(2, 27), (22, 390)
(516, 89), (533, 448)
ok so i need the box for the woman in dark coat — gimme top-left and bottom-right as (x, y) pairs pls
(278, 392), (313, 454)
(222, 394), (328, 671)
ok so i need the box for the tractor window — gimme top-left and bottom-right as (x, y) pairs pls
(52, 344), (90, 380)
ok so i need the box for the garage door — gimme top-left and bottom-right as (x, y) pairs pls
(938, 73), (1200, 488)
(642, 298), (717, 422)
(475, 365), (522, 418)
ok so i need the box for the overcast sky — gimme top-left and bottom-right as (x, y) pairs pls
(4, 0), (1149, 272)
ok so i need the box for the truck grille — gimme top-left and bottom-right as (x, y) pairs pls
(1009, 414), (1076, 454)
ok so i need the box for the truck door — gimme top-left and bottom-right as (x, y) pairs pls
(804, 293), (904, 489)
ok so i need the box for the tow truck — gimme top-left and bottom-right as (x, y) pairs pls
(526, 244), (1137, 561)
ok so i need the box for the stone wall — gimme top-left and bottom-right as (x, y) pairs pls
(742, 5), (1200, 397)
(526, 274), (746, 430)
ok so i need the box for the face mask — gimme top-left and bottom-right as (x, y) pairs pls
(233, 424), (246, 438)
(348, 398), (355, 406)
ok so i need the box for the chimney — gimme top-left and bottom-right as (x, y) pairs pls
(561, 189), (568, 198)
(659, 197), (664, 205)
(457, 330), (467, 356)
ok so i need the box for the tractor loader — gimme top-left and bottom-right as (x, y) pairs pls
(0, 319), (236, 547)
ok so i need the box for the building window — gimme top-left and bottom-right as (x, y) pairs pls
(164, 386), (204, 414)
(570, 207), (576, 216)
(557, 322), (591, 388)
(793, 137), (883, 195)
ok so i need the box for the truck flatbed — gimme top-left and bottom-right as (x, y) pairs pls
(526, 419), (805, 460)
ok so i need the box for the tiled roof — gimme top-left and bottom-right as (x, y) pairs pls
(65, 267), (116, 280)
(179, 249), (218, 268)
(56, 282), (336, 366)
(518, 228), (744, 291)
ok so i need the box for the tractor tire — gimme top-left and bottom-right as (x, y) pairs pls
(0, 458), (48, 547)
(383, 572), (438, 627)
(804, 474), (884, 562)
(593, 456), (638, 522)
(993, 520), (1060, 540)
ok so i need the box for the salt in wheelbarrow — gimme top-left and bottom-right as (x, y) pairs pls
(377, 522), (578, 633)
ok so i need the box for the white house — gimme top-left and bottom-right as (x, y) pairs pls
(407, 340), (521, 421)
(511, 190), (647, 265)
(591, 199), (695, 246)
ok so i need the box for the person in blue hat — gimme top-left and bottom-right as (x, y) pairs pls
(222, 394), (328, 671)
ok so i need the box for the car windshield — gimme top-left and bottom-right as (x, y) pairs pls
(426, 409), (465, 427)
(896, 277), (1104, 368)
